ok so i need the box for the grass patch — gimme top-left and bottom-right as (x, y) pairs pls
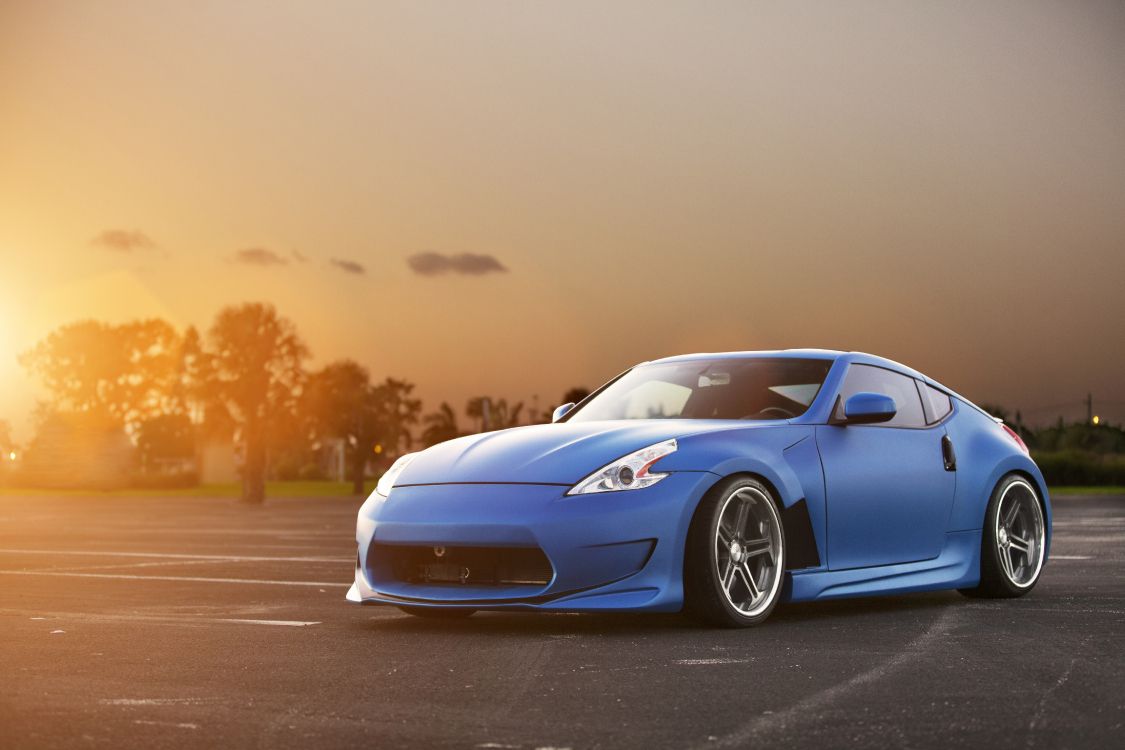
(0, 480), (372, 499)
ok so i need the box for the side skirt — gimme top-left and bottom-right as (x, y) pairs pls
(784, 530), (981, 602)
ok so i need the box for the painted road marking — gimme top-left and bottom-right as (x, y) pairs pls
(218, 618), (320, 627)
(2, 609), (323, 627)
(1052, 555), (1093, 560)
(100, 698), (211, 706)
(0, 548), (344, 563)
(134, 720), (200, 730)
(0, 570), (347, 587)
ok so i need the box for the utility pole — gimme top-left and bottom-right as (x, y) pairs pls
(1087, 393), (1093, 424)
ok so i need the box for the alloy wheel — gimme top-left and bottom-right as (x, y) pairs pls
(714, 486), (783, 617)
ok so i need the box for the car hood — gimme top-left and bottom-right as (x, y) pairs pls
(394, 419), (777, 486)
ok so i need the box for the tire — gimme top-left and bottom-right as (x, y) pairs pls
(959, 474), (1046, 598)
(397, 606), (477, 619)
(684, 476), (787, 628)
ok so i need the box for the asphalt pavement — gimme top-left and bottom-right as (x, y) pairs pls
(0, 491), (1121, 749)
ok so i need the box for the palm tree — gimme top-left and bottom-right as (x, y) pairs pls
(466, 396), (490, 432)
(422, 402), (461, 446)
(489, 399), (524, 429)
(465, 397), (523, 432)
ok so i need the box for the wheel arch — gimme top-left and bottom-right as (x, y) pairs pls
(685, 470), (821, 571)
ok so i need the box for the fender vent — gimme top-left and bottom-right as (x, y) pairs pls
(781, 498), (821, 570)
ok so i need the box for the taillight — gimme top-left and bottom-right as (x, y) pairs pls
(1001, 423), (1029, 454)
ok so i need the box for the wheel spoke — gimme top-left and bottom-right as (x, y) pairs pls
(1009, 534), (1031, 555)
(736, 563), (761, 600)
(742, 537), (773, 562)
(999, 547), (1016, 581)
(1002, 498), (1020, 527)
(721, 558), (737, 593)
(732, 496), (751, 537)
(717, 526), (733, 546)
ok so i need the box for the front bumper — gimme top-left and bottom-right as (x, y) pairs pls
(348, 472), (716, 612)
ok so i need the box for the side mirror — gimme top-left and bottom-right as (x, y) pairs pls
(551, 402), (575, 423)
(838, 392), (897, 425)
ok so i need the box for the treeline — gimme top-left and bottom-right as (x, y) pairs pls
(983, 403), (1125, 487)
(8, 303), (587, 501)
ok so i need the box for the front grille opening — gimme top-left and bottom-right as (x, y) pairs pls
(369, 544), (553, 588)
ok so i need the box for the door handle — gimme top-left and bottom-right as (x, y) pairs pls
(941, 435), (956, 472)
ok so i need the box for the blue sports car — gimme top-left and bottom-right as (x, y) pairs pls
(347, 350), (1050, 627)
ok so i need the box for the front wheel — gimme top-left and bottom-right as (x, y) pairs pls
(960, 475), (1047, 598)
(684, 477), (786, 627)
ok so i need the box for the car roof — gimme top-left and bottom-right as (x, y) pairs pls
(649, 349), (920, 370)
(649, 348), (844, 364)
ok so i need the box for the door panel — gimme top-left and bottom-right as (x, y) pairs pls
(816, 424), (955, 570)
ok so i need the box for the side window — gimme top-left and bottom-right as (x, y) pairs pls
(833, 364), (927, 428)
(920, 383), (953, 424)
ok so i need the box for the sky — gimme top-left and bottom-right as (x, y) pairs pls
(1, 1), (1124, 440)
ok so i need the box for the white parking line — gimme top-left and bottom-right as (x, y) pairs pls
(0, 548), (345, 563)
(100, 698), (211, 706)
(134, 720), (200, 730)
(0, 608), (322, 627)
(0, 570), (348, 587)
(1052, 555), (1093, 560)
(218, 618), (320, 627)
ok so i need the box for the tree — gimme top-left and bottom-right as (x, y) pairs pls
(541, 386), (592, 421)
(305, 360), (376, 495)
(20, 319), (187, 433)
(0, 420), (13, 471)
(304, 366), (422, 495)
(465, 396), (522, 432)
(466, 396), (490, 432)
(488, 399), (524, 430)
(370, 378), (422, 461)
(422, 402), (461, 446)
(202, 303), (308, 503)
(562, 387), (591, 405)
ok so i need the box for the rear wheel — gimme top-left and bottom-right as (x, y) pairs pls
(960, 475), (1046, 598)
(397, 606), (477, 619)
(684, 477), (786, 627)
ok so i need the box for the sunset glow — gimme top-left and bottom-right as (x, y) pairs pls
(2, 1), (1124, 442)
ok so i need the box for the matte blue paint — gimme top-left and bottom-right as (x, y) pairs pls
(841, 392), (897, 423)
(350, 350), (1051, 612)
(815, 423), (955, 569)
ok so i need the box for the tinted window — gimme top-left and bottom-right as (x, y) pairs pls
(920, 383), (953, 424)
(568, 358), (833, 422)
(833, 364), (926, 428)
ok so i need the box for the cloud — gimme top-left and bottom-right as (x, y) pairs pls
(91, 229), (157, 253)
(330, 258), (366, 275)
(291, 250), (309, 263)
(406, 252), (508, 277)
(233, 247), (288, 266)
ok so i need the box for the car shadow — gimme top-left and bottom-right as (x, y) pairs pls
(349, 590), (964, 636)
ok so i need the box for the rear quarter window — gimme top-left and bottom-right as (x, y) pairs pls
(920, 383), (953, 424)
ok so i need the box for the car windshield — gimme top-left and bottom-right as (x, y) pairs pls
(566, 358), (833, 422)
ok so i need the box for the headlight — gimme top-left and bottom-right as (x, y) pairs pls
(375, 452), (419, 497)
(566, 438), (677, 495)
